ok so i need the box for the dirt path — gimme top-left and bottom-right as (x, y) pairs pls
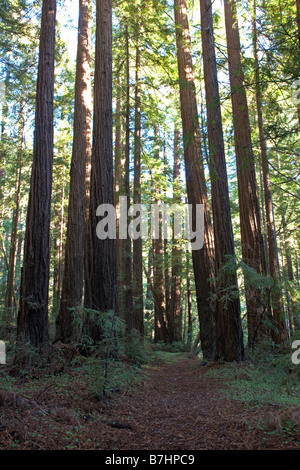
(0, 354), (299, 450)
(98, 356), (299, 450)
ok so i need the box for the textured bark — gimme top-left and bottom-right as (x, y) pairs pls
(252, 1), (287, 345)
(174, 0), (216, 359)
(17, 0), (56, 349)
(200, 0), (244, 361)
(132, 40), (144, 336)
(84, 0), (116, 338)
(224, 0), (267, 348)
(56, 0), (92, 342)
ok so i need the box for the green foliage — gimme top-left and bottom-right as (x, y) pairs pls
(210, 254), (273, 309)
(78, 355), (143, 401)
(203, 349), (300, 409)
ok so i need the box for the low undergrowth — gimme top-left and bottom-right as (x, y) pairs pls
(200, 346), (300, 438)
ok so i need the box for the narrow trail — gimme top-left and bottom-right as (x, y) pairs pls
(0, 354), (299, 450)
(99, 356), (299, 450)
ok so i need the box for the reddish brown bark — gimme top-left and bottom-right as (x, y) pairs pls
(224, 0), (267, 348)
(174, 0), (216, 359)
(17, 0), (57, 349)
(200, 0), (244, 361)
(252, 0), (287, 345)
(84, 0), (116, 338)
(56, 0), (92, 342)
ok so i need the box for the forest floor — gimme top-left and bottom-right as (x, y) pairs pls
(0, 348), (299, 451)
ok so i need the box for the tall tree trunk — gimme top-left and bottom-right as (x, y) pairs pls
(52, 164), (66, 318)
(174, 0), (216, 359)
(224, 0), (268, 348)
(17, 0), (56, 350)
(56, 0), (92, 342)
(5, 107), (25, 325)
(163, 138), (172, 337)
(186, 248), (193, 350)
(132, 37), (144, 336)
(123, 23), (133, 334)
(152, 128), (168, 342)
(84, 0), (116, 341)
(200, 0), (244, 361)
(115, 66), (124, 318)
(252, 0), (287, 345)
(170, 129), (182, 343)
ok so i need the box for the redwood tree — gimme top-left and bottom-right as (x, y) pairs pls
(132, 37), (144, 337)
(17, 0), (57, 349)
(84, 0), (116, 339)
(174, 0), (216, 359)
(200, 0), (244, 361)
(252, 0), (287, 345)
(5, 106), (25, 324)
(55, 0), (92, 342)
(170, 128), (183, 343)
(224, 0), (268, 347)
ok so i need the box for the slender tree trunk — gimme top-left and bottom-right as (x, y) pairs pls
(115, 67), (124, 318)
(5, 107), (25, 325)
(56, 0), (92, 342)
(163, 139), (172, 338)
(84, 0), (116, 341)
(170, 129), (182, 343)
(224, 0), (268, 348)
(145, 247), (154, 323)
(152, 128), (168, 342)
(17, 0), (56, 350)
(200, 0), (244, 361)
(123, 23), (133, 335)
(186, 248), (193, 350)
(282, 214), (297, 333)
(252, 0), (287, 345)
(258, 166), (269, 271)
(52, 202), (62, 316)
(174, 0), (216, 359)
(1, 70), (10, 138)
(52, 164), (66, 318)
(132, 38), (144, 336)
